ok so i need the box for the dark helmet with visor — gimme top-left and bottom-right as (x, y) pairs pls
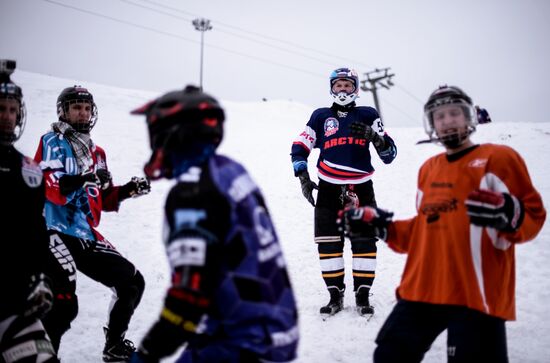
(131, 85), (225, 180)
(57, 86), (98, 133)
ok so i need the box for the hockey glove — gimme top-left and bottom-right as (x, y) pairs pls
(338, 206), (394, 240)
(297, 170), (318, 207)
(24, 273), (53, 319)
(465, 189), (524, 232)
(96, 168), (112, 190)
(120, 177), (152, 200)
(59, 170), (99, 195)
(349, 121), (385, 150)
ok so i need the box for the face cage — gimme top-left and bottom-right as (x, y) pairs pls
(423, 103), (477, 146)
(60, 100), (98, 133)
(0, 97), (26, 146)
(330, 76), (359, 106)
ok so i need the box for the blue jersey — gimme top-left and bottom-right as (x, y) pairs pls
(144, 154), (299, 361)
(291, 104), (397, 184)
(35, 132), (121, 240)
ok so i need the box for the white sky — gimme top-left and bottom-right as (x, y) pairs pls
(2, 0), (550, 125)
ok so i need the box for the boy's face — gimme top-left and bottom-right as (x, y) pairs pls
(65, 101), (92, 129)
(432, 104), (468, 139)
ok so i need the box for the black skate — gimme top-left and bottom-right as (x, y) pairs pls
(355, 287), (374, 317)
(102, 327), (136, 362)
(320, 287), (344, 318)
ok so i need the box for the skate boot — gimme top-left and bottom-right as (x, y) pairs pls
(102, 327), (136, 362)
(355, 286), (374, 316)
(320, 287), (344, 316)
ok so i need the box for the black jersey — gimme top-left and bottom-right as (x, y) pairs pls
(0, 145), (50, 319)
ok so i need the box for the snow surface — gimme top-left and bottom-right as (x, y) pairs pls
(13, 71), (550, 362)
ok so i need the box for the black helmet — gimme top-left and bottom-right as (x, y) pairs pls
(0, 74), (26, 145)
(423, 85), (477, 147)
(57, 85), (98, 133)
(131, 85), (225, 179)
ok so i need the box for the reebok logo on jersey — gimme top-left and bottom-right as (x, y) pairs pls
(468, 158), (488, 168)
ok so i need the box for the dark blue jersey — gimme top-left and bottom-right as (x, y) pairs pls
(142, 154), (298, 362)
(291, 103), (396, 184)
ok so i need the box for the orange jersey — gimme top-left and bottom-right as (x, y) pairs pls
(387, 143), (546, 320)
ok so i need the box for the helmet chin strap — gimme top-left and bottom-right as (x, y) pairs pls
(436, 128), (472, 149)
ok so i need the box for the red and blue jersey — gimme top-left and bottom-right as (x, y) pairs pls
(291, 104), (396, 184)
(34, 132), (121, 240)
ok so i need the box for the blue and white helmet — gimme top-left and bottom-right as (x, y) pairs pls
(329, 68), (359, 106)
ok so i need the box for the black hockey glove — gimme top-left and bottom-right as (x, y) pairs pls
(465, 189), (524, 232)
(59, 170), (99, 195)
(349, 121), (385, 150)
(24, 273), (53, 319)
(96, 168), (112, 190)
(338, 206), (394, 240)
(120, 176), (152, 200)
(297, 170), (318, 207)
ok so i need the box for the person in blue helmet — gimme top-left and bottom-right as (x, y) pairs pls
(290, 67), (397, 317)
(130, 85), (299, 363)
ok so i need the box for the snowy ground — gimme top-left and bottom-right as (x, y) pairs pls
(14, 71), (550, 362)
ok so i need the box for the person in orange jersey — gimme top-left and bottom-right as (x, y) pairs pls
(340, 85), (546, 363)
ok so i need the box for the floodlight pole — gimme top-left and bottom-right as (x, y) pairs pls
(192, 18), (212, 91)
(360, 67), (395, 121)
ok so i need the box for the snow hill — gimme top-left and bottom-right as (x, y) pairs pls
(13, 70), (550, 362)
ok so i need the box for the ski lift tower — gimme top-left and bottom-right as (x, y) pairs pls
(360, 68), (395, 121)
(192, 18), (213, 91)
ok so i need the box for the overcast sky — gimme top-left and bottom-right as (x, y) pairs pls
(1, 0), (549, 125)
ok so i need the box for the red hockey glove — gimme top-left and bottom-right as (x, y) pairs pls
(465, 189), (524, 232)
(338, 206), (393, 240)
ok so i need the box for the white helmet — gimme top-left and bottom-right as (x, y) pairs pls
(329, 68), (359, 106)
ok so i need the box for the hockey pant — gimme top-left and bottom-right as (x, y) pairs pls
(0, 314), (59, 363)
(374, 300), (508, 363)
(45, 231), (145, 342)
(315, 180), (378, 292)
(41, 231), (78, 353)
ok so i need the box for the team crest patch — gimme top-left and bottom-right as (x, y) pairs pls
(21, 156), (43, 188)
(324, 117), (339, 137)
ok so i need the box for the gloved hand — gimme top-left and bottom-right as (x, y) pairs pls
(297, 170), (318, 207)
(59, 170), (98, 195)
(95, 168), (112, 190)
(465, 189), (523, 231)
(120, 176), (152, 200)
(338, 206), (394, 240)
(24, 273), (53, 319)
(349, 121), (385, 150)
